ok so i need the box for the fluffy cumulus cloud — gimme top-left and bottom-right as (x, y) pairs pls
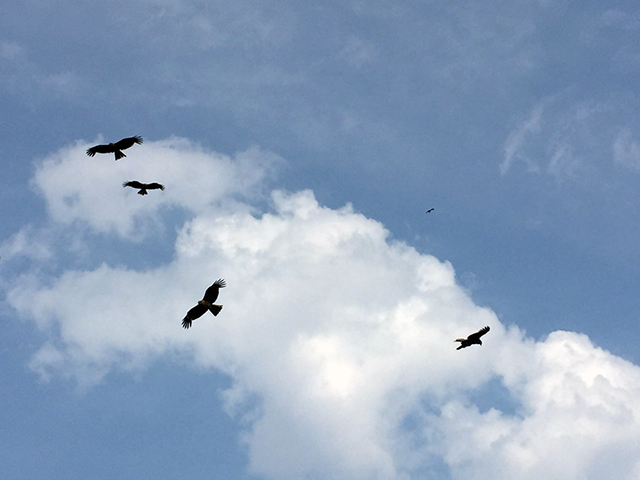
(31, 136), (280, 238)
(437, 332), (640, 479)
(7, 139), (640, 479)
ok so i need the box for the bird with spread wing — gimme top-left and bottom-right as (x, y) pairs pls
(86, 136), (143, 160)
(182, 279), (226, 329)
(123, 181), (165, 195)
(454, 326), (490, 350)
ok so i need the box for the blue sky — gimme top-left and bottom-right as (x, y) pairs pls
(2, 1), (640, 479)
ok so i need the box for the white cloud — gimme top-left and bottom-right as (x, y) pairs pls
(1, 226), (54, 261)
(437, 332), (640, 479)
(31, 137), (280, 238)
(7, 139), (640, 479)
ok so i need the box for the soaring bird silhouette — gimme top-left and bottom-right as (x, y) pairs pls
(182, 279), (226, 329)
(86, 136), (143, 160)
(426, 208), (435, 213)
(454, 326), (490, 350)
(122, 181), (165, 195)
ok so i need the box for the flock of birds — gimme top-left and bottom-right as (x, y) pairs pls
(85, 135), (225, 329)
(86, 136), (165, 195)
(85, 136), (488, 345)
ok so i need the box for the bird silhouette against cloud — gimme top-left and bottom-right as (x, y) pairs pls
(122, 181), (165, 195)
(86, 136), (143, 160)
(182, 279), (226, 329)
(454, 326), (490, 350)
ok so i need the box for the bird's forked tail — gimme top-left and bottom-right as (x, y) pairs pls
(209, 304), (223, 316)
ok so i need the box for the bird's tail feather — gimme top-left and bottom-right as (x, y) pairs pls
(209, 304), (223, 316)
(115, 150), (126, 160)
(138, 189), (148, 195)
(454, 338), (465, 342)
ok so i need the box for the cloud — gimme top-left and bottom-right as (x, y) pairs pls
(1, 225), (54, 262)
(31, 137), (281, 238)
(500, 95), (640, 183)
(436, 332), (640, 479)
(0, 38), (90, 101)
(501, 104), (544, 175)
(7, 139), (640, 479)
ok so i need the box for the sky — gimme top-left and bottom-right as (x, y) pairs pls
(2, 1), (640, 479)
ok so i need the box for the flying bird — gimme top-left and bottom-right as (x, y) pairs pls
(426, 208), (435, 213)
(86, 136), (143, 160)
(122, 181), (165, 195)
(182, 279), (226, 329)
(454, 326), (490, 350)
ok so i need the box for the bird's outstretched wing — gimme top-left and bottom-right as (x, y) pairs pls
(146, 183), (165, 191)
(467, 326), (490, 342)
(114, 136), (143, 150)
(182, 304), (208, 329)
(203, 279), (226, 303)
(86, 144), (114, 157)
(123, 181), (145, 189)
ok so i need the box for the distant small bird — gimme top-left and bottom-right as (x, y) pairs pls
(122, 181), (165, 195)
(182, 279), (226, 329)
(86, 136), (143, 160)
(426, 208), (435, 213)
(454, 326), (490, 350)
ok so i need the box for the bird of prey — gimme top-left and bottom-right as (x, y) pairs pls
(454, 326), (490, 350)
(122, 181), (165, 195)
(182, 279), (226, 329)
(86, 136), (143, 160)
(426, 208), (435, 213)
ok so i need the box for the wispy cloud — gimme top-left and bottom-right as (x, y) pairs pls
(0, 38), (89, 101)
(501, 104), (544, 175)
(613, 128), (640, 171)
(501, 94), (640, 184)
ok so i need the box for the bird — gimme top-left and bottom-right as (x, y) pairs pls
(182, 279), (226, 329)
(86, 136), (143, 160)
(426, 208), (435, 213)
(454, 326), (490, 350)
(122, 181), (165, 195)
